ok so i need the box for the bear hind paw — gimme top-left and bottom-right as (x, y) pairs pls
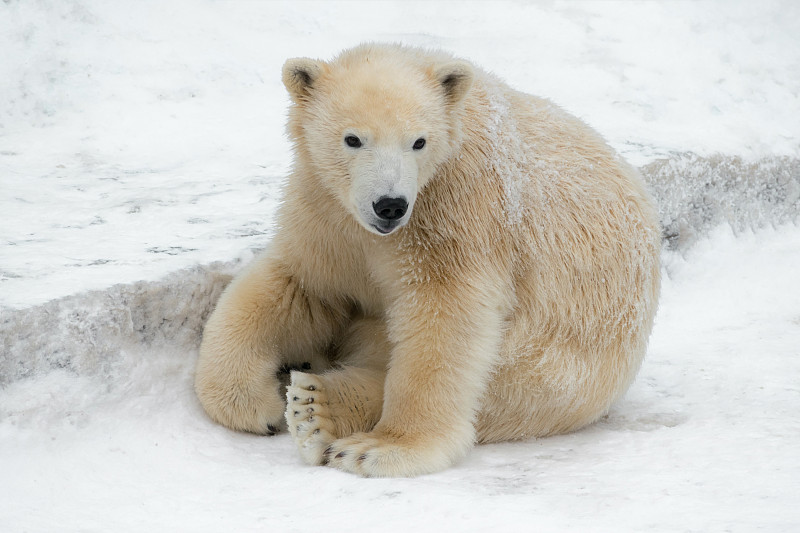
(285, 371), (337, 465)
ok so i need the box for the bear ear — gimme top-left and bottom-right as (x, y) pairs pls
(433, 61), (474, 106)
(282, 58), (325, 103)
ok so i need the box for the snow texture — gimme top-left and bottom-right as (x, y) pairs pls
(645, 154), (800, 250)
(1, 1), (800, 531)
(485, 79), (531, 227)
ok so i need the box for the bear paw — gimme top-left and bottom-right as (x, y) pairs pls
(324, 431), (445, 478)
(195, 375), (286, 436)
(285, 371), (338, 465)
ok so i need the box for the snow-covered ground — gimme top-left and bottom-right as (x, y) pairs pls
(1, 1), (799, 531)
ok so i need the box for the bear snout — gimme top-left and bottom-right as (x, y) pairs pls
(372, 196), (408, 221)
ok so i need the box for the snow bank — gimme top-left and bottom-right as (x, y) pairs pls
(1, 263), (233, 387)
(643, 154), (800, 249)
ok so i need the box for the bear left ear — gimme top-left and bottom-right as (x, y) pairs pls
(433, 61), (474, 106)
(282, 58), (325, 103)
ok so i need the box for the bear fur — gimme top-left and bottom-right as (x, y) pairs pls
(194, 43), (661, 477)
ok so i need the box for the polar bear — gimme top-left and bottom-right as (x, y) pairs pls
(194, 43), (661, 477)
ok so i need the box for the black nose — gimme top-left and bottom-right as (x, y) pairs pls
(372, 197), (408, 221)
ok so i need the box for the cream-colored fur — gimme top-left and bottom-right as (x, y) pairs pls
(195, 43), (661, 477)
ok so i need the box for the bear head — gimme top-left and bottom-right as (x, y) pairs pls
(282, 44), (474, 236)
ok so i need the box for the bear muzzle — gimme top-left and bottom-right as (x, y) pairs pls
(370, 196), (409, 235)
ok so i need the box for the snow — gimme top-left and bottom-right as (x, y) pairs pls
(1, 1), (799, 531)
(485, 78), (531, 227)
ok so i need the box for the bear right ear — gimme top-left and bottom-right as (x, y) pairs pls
(282, 58), (325, 103)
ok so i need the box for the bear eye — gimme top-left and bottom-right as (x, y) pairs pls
(413, 138), (426, 150)
(344, 135), (362, 148)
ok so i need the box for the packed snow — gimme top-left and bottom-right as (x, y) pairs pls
(1, 1), (799, 531)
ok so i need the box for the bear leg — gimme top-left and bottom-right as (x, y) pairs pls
(195, 253), (350, 434)
(324, 281), (506, 477)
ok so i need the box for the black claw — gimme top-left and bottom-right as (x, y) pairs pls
(307, 407), (314, 413)
(308, 416), (314, 421)
(266, 424), (277, 435)
(323, 446), (333, 457)
(335, 451), (346, 459)
(358, 454), (367, 462)
(293, 411), (299, 416)
(313, 429), (320, 435)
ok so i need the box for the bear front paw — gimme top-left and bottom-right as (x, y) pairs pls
(324, 431), (452, 477)
(285, 371), (338, 465)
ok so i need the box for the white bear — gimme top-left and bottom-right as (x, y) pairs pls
(194, 43), (661, 477)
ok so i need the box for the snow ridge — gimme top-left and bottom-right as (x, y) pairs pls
(642, 153), (800, 250)
(1, 263), (233, 387)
